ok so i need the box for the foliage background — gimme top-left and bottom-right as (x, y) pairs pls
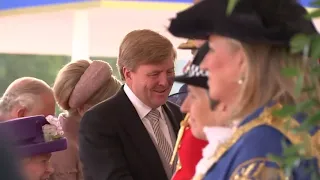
(0, 54), (119, 114)
(0, 54), (120, 94)
(0, 53), (186, 114)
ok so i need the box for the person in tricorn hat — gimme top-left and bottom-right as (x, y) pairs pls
(170, 43), (208, 180)
(169, 0), (320, 179)
(0, 115), (67, 180)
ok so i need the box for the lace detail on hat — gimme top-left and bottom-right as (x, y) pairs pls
(42, 115), (64, 142)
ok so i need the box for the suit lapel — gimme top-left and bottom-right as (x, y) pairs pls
(116, 88), (167, 177)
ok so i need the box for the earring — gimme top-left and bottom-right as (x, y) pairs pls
(237, 78), (244, 85)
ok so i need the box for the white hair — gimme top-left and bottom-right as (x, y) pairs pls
(1, 93), (40, 111)
(0, 93), (42, 115)
(0, 77), (51, 117)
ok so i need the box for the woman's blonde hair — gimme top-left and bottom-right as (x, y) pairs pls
(229, 39), (320, 119)
(53, 59), (122, 113)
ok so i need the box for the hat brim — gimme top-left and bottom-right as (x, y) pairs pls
(18, 138), (67, 157)
(174, 75), (208, 89)
(178, 44), (198, 50)
(168, 0), (317, 46)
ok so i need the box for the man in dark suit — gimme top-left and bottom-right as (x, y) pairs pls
(79, 29), (184, 180)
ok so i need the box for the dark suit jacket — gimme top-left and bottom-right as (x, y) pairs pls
(79, 87), (184, 180)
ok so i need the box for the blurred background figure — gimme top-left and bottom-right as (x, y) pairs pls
(0, 77), (55, 121)
(168, 39), (195, 106)
(51, 59), (122, 180)
(178, 39), (198, 56)
(168, 39), (206, 106)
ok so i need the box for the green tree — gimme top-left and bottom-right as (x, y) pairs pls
(0, 53), (71, 95)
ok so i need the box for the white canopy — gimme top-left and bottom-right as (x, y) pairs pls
(0, 4), (319, 61)
(0, 7), (194, 60)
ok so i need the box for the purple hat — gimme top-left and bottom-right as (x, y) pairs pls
(0, 115), (67, 157)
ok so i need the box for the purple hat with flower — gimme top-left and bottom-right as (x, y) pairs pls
(0, 115), (67, 157)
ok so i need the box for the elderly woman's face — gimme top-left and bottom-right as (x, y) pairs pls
(180, 85), (228, 140)
(22, 153), (54, 180)
(200, 35), (244, 106)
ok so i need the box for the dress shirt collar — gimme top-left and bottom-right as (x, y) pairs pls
(124, 84), (162, 119)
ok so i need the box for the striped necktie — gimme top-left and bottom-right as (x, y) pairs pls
(147, 109), (173, 164)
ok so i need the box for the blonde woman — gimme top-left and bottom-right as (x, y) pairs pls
(169, 0), (320, 179)
(50, 59), (122, 180)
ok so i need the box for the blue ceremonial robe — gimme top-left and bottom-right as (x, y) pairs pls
(201, 103), (320, 180)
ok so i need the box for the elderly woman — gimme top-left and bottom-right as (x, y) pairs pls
(50, 60), (122, 180)
(0, 115), (67, 180)
(169, 0), (320, 179)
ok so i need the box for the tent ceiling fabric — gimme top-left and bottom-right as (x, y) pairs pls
(0, 0), (316, 15)
(0, 8), (194, 60)
(0, 0), (318, 59)
(0, 0), (192, 16)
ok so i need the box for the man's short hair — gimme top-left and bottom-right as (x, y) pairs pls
(0, 77), (52, 114)
(117, 29), (176, 80)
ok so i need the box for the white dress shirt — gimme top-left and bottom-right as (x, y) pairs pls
(124, 84), (173, 149)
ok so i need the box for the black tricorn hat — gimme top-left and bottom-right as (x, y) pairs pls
(168, 0), (318, 46)
(174, 42), (209, 89)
